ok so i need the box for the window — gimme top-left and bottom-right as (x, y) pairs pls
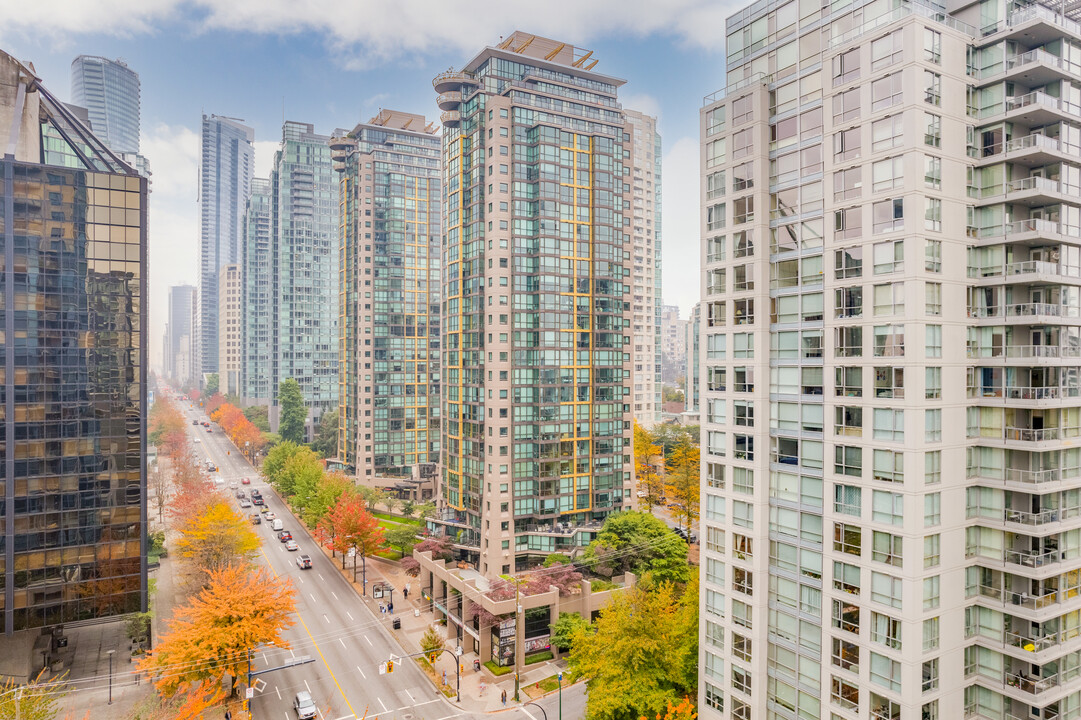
(872, 531), (903, 567)
(833, 166), (862, 201)
(924, 28), (942, 63)
(870, 611), (902, 649)
(832, 599), (860, 633)
(872, 490), (904, 525)
(733, 196), (754, 224)
(706, 105), (726, 135)
(836, 326), (862, 357)
(834, 286), (862, 318)
(925, 197), (942, 231)
(835, 366), (862, 397)
(832, 676), (859, 710)
(925, 282), (942, 315)
(731, 699), (749, 720)
(734, 434), (754, 460)
(871, 571), (903, 609)
(732, 128), (753, 160)
(733, 599), (752, 629)
(834, 523), (862, 555)
(871, 73), (903, 111)
(925, 155), (942, 189)
(923, 658), (939, 692)
(925, 408), (942, 442)
(924, 70), (942, 105)
(924, 112), (941, 147)
(834, 561), (861, 595)
(732, 94), (754, 125)
(731, 162), (753, 192)
(834, 484), (862, 516)
(734, 299), (754, 324)
(872, 156), (903, 192)
(874, 367), (904, 398)
(835, 405), (862, 436)
(706, 526), (725, 552)
(734, 400), (754, 426)
(707, 202), (726, 231)
(706, 170), (725, 199)
(833, 87), (861, 123)
(871, 30), (904, 70)
(873, 324), (904, 357)
(925, 239), (942, 272)
(872, 115), (903, 152)
(733, 532), (753, 560)
(834, 246), (862, 278)
(924, 492), (941, 526)
(870, 652), (902, 692)
(873, 283), (904, 316)
(873, 198), (904, 233)
(734, 366), (753, 392)
(924, 617), (940, 650)
(733, 469), (754, 495)
(873, 239), (903, 274)
(831, 637), (859, 671)
(732, 633), (752, 662)
(835, 445), (862, 476)
(833, 127), (861, 161)
(925, 534), (941, 568)
(833, 206), (863, 240)
(734, 230), (754, 258)
(732, 665), (751, 694)
(833, 48), (860, 85)
(926, 324), (942, 357)
(924, 575), (940, 609)
(705, 684), (724, 712)
(925, 367), (941, 399)
(925, 451), (941, 484)
(733, 567), (753, 595)
(873, 449), (904, 484)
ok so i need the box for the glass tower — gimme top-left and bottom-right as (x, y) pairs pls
(1, 50), (147, 638)
(331, 111), (442, 478)
(70, 55), (140, 156)
(242, 178), (273, 404)
(431, 32), (634, 577)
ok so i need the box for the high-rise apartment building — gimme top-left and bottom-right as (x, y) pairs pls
(168, 284), (197, 387)
(198, 114), (254, 380)
(626, 110), (664, 428)
(330, 110), (442, 478)
(219, 264), (242, 396)
(686, 301), (701, 418)
(429, 31), (633, 577)
(70, 55), (140, 155)
(698, 1), (1081, 719)
(242, 178), (273, 405)
(0, 52), (147, 653)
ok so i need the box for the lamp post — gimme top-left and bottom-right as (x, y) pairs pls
(558, 671), (563, 720)
(522, 701), (548, 720)
(106, 649), (115, 705)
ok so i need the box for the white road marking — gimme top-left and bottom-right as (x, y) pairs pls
(435, 714), (463, 720)
(297, 576), (304, 584)
(519, 708), (538, 720)
(346, 612), (353, 621)
(378, 697), (388, 712)
(331, 591), (338, 600)
(339, 638), (346, 648)
(275, 685), (281, 700)
(323, 613), (330, 623)
(318, 573), (325, 582)
(365, 636), (373, 647)
(356, 665), (366, 678)
(403, 688), (415, 703)
(305, 679), (312, 694)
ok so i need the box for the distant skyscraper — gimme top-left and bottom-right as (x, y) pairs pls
(1, 50), (147, 646)
(168, 284), (197, 387)
(661, 303), (686, 383)
(428, 31), (633, 578)
(219, 264), (242, 396)
(625, 110), (663, 428)
(70, 55), (140, 155)
(241, 178), (274, 405)
(330, 110), (442, 479)
(198, 114), (254, 381)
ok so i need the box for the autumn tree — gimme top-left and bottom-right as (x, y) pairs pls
(204, 391), (225, 416)
(140, 565), (296, 710)
(665, 438), (701, 532)
(634, 422), (666, 514)
(550, 612), (591, 652)
(0, 669), (70, 720)
(174, 501), (261, 579)
(294, 470), (352, 529)
(318, 494), (385, 584)
(167, 463), (218, 533)
(569, 573), (699, 720)
(644, 698), (698, 720)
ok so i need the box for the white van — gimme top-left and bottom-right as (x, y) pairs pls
(271, 519), (283, 532)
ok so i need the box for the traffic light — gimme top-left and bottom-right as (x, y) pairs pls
(429, 652), (438, 663)
(460, 664), (464, 674)
(387, 660), (394, 673)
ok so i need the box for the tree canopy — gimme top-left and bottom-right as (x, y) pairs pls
(174, 501), (261, 579)
(582, 511), (689, 585)
(277, 378), (306, 443)
(310, 410), (339, 459)
(634, 421), (667, 513)
(665, 439), (701, 531)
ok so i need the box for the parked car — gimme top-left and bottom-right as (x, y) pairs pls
(239, 499), (252, 509)
(285, 540), (299, 551)
(294, 691), (317, 719)
(278, 530), (292, 542)
(193, 438), (201, 444)
(250, 513), (262, 525)
(296, 554), (312, 569)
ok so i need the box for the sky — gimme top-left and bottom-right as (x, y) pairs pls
(0, 0), (739, 371)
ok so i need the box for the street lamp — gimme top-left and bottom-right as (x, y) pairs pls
(558, 671), (563, 720)
(106, 649), (116, 705)
(522, 701), (548, 720)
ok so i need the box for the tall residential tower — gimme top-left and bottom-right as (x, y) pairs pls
(430, 32), (634, 577)
(698, 1), (1081, 719)
(70, 55), (140, 155)
(241, 178), (274, 405)
(167, 284), (197, 387)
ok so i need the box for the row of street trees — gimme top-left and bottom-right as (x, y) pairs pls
(634, 422), (701, 531)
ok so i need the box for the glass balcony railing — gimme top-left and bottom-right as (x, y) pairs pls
(1004, 670), (1060, 695)
(1004, 547), (1061, 567)
(969, 218), (1081, 240)
(1004, 426), (1062, 442)
(977, 176), (1072, 200)
(979, 583), (1060, 610)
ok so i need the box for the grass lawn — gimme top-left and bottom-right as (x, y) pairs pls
(535, 671), (578, 693)
(375, 547), (404, 560)
(372, 511), (423, 526)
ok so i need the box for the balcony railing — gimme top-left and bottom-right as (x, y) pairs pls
(980, 132), (1078, 160)
(968, 303), (1066, 319)
(1006, 468), (1062, 485)
(1006, 628), (1076, 653)
(985, 91), (1081, 121)
(1004, 547), (1061, 568)
(978, 176), (1068, 199)
(977, 48), (1081, 79)
(969, 259), (1078, 280)
(1005, 670), (1060, 695)
(979, 583), (1060, 610)
(970, 218), (1081, 240)
(1004, 507), (1072, 526)
(982, 4), (1081, 40)
(1004, 426), (1061, 442)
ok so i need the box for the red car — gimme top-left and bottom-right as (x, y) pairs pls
(241, 477), (251, 485)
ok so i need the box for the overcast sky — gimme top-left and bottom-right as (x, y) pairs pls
(1, 0), (739, 370)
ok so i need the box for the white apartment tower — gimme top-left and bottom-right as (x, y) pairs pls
(219, 263), (242, 397)
(698, 1), (1081, 720)
(626, 110), (664, 428)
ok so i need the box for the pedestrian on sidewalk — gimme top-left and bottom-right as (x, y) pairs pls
(225, 711), (232, 720)
(501, 689), (507, 706)
(388, 601), (394, 613)
(403, 587), (409, 599)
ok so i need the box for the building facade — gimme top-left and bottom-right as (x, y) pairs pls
(69, 55), (140, 155)
(0, 52), (147, 651)
(626, 110), (664, 428)
(686, 301), (701, 420)
(661, 303), (687, 384)
(431, 32), (634, 577)
(167, 284), (197, 387)
(330, 110), (441, 479)
(698, 1), (1081, 719)
(241, 178), (273, 405)
(218, 264), (242, 396)
(198, 114), (254, 380)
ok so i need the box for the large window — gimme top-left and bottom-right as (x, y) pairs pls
(871, 30), (904, 70)
(833, 87), (861, 123)
(871, 73), (903, 111)
(833, 48), (861, 85)
(872, 115), (903, 152)
(835, 445), (862, 476)
(834, 127), (861, 161)
(872, 491), (904, 526)
(872, 532), (903, 567)
(873, 324), (904, 357)
(872, 198), (904, 233)
(873, 409), (905, 442)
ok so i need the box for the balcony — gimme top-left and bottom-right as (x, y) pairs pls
(1003, 91), (1081, 126)
(970, 259), (1081, 285)
(978, 133), (1080, 166)
(1004, 546), (1061, 569)
(436, 91), (462, 111)
(969, 303), (1071, 322)
(971, 219), (1081, 246)
(1004, 669), (1060, 695)
(432, 70), (479, 93)
(976, 176), (1075, 206)
(979, 48), (1081, 85)
(985, 3), (1081, 45)
(439, 110), (461, 128)
(978, 583), (1061, 611)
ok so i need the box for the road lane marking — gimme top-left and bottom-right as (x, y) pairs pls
(378, 697), (388, 712)
(318, 573), (325, 582)
(403, 689), (415, 703)
(323, 613), (330, 623)
(519, 708), (538, 720)
(331, 591), (338, 600)
(275, 685), (281, 700)
(298, 576), (304, 584)
(339, 638), (346, 649)
(346, 611), (353, 621)
(260, 549), (359, 719)
(365, 636), (373, 647)
(305, 679), (312, 693)
(436, 714), (463, 720)
(356, 665), (365, 678)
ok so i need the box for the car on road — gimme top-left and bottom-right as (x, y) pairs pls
(250, 513), (262, 525)
(239, 499), (252, 509)
(205, 427), (212, 433)
(278, 530), (292, 542)
(191, 420), (198, 425)
(294, 691), (317, 720)
(263, 512), (276, 522)
(193, 438), (201, 443)
(241, 477), (251, 485)
(285, 539), (299, 551)
(252, 496), (264, 506)
(296, 554), (312, 569)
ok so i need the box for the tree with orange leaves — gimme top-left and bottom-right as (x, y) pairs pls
(318, 494), (385, 585)
(140, 565), (295, 715)
(205, 392), (226, 416)
(642, 698), (697, 720)
(175, 501), (261, 578)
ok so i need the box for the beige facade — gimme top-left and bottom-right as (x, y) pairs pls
(698, 1), (1081, 719)
(218, 263), (241, 396)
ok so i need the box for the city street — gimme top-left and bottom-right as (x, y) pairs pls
(181, 406), (586, 720)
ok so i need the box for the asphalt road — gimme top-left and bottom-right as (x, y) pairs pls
(180, 406), (588, 720)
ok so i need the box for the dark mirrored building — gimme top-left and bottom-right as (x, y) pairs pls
(0, 50), (147, 638)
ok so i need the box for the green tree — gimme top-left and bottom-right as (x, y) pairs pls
(568, 573), (698, 720)
(310, 410), (340, 458)
(550, 611), (590, 652)
(420, 624), (445, 655)
(204, 373), (219, 396)
(296, 471), (352, 529)
(243, 404), (271, 432)
(0, 670), (71, 720)
(384, 524), (420, 556)
(262, 440), (302, 490)
(277, 447), (323, 500)
(582, 511), (689, 585)
(278, 378), (306, 444)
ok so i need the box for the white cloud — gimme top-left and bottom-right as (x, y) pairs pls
(661, 135), (700, 317)
(620, 92), (662, 124)
(0, 1), (182, 44)
(253, 140), (278, 179)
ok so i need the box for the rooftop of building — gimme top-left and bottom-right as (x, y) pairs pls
(455, 30), (626, 88)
